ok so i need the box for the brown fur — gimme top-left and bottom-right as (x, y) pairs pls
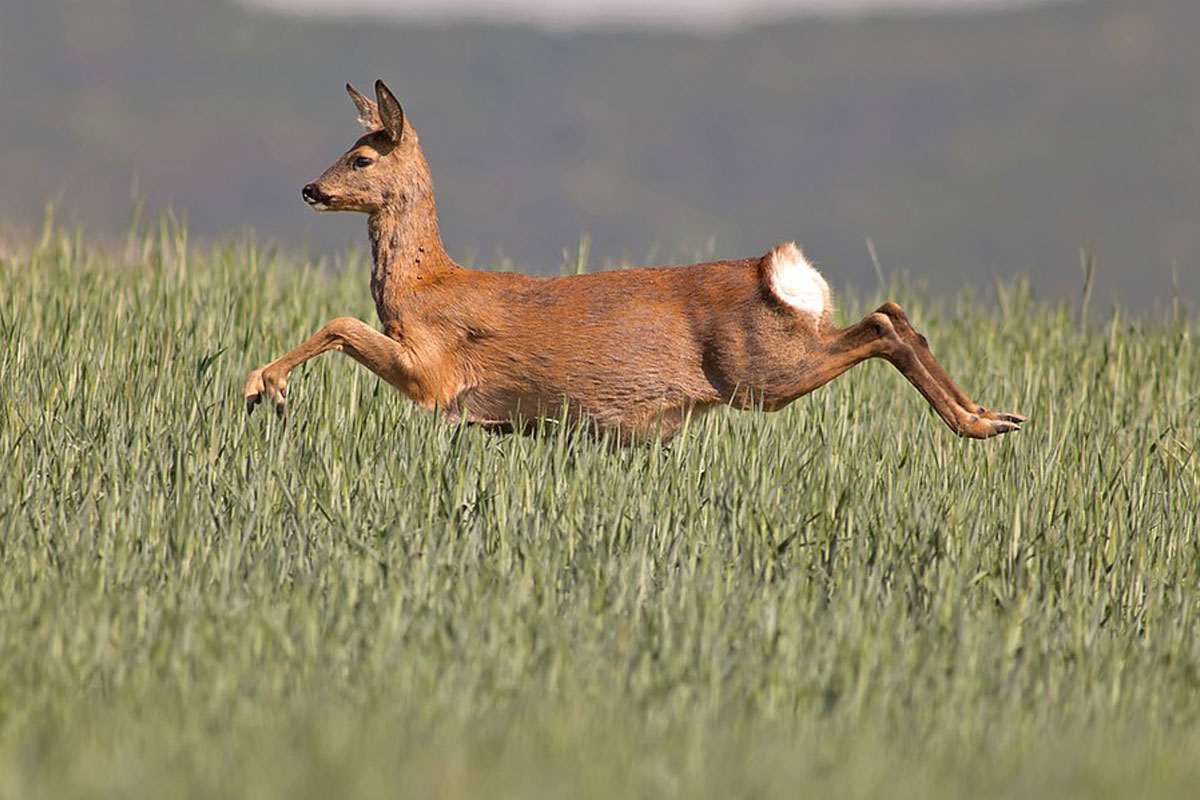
(245, 81), (1025, 443)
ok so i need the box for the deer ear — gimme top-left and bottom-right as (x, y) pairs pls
(346, 82), (380, 131)
(374, 80), (406, 144)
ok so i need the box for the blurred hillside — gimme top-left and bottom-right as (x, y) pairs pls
(1, 0), (1197, 307)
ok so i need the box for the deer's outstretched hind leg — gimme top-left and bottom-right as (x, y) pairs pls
(874, 302), (1026, 425)
(778, 311), (1023, 439)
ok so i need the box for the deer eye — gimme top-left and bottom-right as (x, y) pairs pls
(352, 155), (374, 170)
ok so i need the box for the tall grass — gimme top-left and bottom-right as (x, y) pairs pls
(1, 221), (1197, 798)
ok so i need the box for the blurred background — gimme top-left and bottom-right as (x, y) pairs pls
(1, 0), (1196, 308)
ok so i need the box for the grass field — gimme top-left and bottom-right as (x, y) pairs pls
(1, 221), (1198, 798)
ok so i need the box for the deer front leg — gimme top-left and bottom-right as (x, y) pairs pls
(244, 316), (409, 419)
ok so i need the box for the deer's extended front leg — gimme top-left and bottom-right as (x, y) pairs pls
(244, 317), (408, 418)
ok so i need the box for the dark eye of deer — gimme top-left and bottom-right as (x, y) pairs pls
(353, 156), (374, 169)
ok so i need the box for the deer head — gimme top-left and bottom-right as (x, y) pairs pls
(301, 80), (429, 215)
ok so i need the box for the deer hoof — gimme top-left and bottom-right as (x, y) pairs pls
(244, 367), (288, 419)
(958, 413), (1023, 439)
(244, 368), (265, 415)
(986, 419), (1022, 436)
(976, 406), (1027, 424)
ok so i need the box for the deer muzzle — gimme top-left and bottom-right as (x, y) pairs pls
(302, 183), (334, 210)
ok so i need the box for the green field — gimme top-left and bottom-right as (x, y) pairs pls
(2, 222), (1198, 798)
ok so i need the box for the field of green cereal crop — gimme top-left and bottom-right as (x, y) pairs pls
(2, 220), (1198, 798)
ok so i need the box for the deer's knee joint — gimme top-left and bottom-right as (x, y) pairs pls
(319, 317), (368, 353)
(327, 316), (369, 342)
(326, 316), (364, 333)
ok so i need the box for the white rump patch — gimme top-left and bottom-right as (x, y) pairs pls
(766, 242), (829, 319)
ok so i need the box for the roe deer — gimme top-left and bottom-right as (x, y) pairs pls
(244, 80), (1025, 443)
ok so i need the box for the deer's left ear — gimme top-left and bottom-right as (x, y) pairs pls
(374, 80), (406, 144)
(346, 82), (380, 131)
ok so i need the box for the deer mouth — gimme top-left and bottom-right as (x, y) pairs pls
(301, 183), (335, 211)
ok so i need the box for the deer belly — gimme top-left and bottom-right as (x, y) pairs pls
(445, 360), (711, 434)
(444, 385), (704, 443)
(441, 385), (563, 426)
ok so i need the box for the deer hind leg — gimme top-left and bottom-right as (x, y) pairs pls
(775, 312), (1022, 439)
(874, 302), (1026, 425)
(244, 316), (409, 419)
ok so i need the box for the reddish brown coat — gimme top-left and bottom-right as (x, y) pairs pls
(245, 81), (1025, 443)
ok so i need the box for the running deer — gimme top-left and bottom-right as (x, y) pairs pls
(244, 80), (1026, 443)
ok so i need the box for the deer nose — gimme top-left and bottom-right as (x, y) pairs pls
(302, 183), (320, 202)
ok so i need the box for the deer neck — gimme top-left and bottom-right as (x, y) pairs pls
(367, 178), (456, 321)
